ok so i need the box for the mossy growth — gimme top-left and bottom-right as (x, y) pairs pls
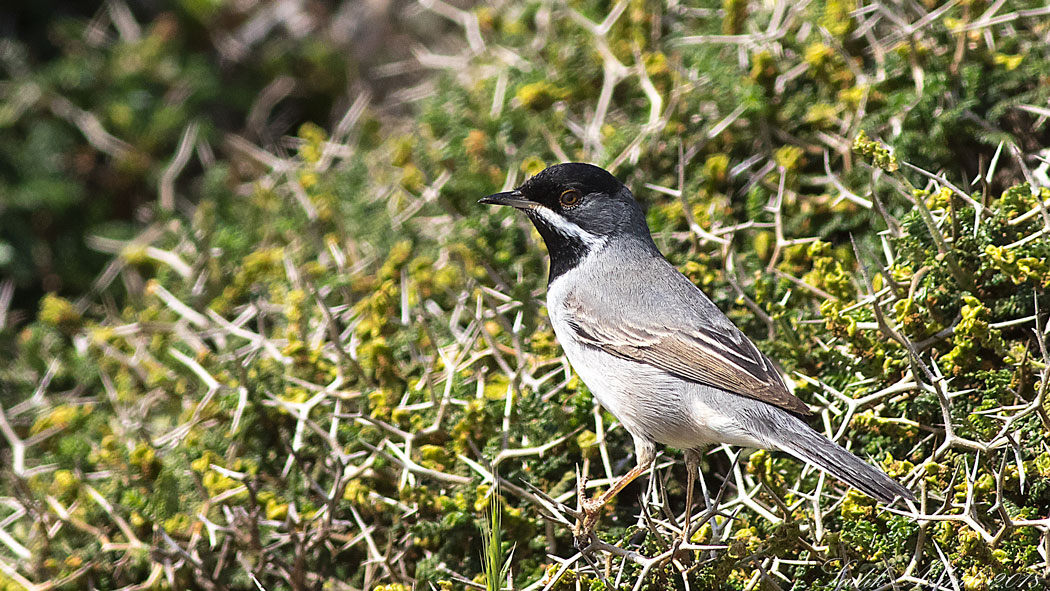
(4, 1), (1050, 590)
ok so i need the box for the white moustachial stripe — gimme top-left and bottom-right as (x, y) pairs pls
(531, 206), (606, 250)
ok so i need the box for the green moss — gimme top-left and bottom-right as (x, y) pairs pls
(852, 130), (899, 172)
(942, 296), (1006, 373)
(515, 81), (569, 110)
(820, 0), (857, 39)
(38, 294), (81, 332)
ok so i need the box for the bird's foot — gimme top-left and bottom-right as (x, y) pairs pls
(669, 529), (694, 565)
(571, 471), (605, 550)
(572, 497), (604, 537)
(670, 532), (683, 557)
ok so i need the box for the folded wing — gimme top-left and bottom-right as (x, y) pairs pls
(563, 287), (810, 417)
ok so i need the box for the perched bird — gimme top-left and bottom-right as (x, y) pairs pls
(479, 163), (914, 544)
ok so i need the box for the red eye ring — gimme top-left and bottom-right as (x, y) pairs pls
(560, 189), (581, 206)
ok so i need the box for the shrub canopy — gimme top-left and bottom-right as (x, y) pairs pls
(3, 1), (1050, 590)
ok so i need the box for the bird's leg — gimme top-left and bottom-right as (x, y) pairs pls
(672, 448), (702, 559)
(573, 440), (655, 546)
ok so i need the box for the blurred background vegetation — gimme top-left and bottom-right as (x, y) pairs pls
(2, 0), (1050, 590)
(0, 0), (443, 318)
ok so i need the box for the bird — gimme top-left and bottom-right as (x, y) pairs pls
(479, 162), (915, 547)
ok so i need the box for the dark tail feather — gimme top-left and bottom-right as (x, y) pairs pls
(769, 418), (915, 504)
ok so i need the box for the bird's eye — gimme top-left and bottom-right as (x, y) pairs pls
(560, 189), (581, 207)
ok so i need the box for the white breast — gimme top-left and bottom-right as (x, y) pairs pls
(546, 268), (766, 450)
(547, 268), (635, 417)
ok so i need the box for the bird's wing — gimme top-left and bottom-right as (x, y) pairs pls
(562, 288), (811, 416)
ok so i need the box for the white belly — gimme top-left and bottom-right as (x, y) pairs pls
(547, 279), (764, 450)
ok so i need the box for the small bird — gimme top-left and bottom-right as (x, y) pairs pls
(480, 163), (914, 545)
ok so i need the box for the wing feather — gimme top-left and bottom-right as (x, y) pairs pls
(564, 292), (810, 416)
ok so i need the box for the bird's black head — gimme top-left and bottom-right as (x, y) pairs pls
(479, 163), (656, 283)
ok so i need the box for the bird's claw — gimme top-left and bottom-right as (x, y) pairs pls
(573, 529), (596, 553)
(670, 535), (684, 561)
(669, 532), (692, 564)
(572, 507), (603, 558)
(572, 497), (603, 535)
(572, 469), (604, 547)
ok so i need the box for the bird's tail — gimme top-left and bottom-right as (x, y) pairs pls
(762, 414), (915, 504)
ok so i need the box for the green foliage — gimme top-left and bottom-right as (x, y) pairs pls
(0, 1), (430, 312)
(479, 478), (512, 591)
(3, 1), (1050, 590)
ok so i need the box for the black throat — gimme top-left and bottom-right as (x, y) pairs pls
(525, 212), (593, 284)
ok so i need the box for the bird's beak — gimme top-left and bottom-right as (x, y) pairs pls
(478, 190), (537, 210)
